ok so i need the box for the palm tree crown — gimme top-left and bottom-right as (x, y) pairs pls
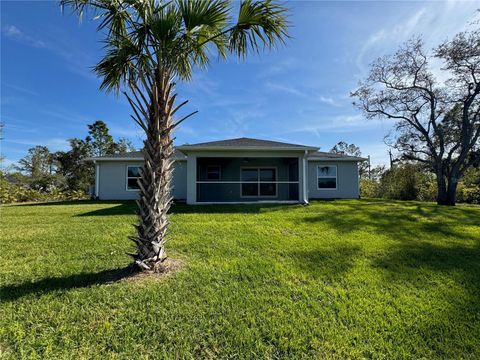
(62, 0), (288, 91)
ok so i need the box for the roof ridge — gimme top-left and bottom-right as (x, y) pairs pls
(180, 137), (316, 148)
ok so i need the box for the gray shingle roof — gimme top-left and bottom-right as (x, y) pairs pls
(308, 151), (367, 161)
(87, 140), (367, 162)
(177, 137), (317, 150)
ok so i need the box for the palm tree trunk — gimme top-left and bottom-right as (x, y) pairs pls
(131, 70), (175, 272)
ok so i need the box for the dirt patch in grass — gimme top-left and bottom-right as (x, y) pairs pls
(110, 258), (185, 285)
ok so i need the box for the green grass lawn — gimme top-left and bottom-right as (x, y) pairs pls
(1, 199), (479, 359)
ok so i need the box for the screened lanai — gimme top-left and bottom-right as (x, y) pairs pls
(195, 157), (300, 203)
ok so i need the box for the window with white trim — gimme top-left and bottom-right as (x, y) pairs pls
(206, 165), (221, 181)
(241, 167), (277, 197)
(317, 165), (337, 189)
(126, 166), (141, 190)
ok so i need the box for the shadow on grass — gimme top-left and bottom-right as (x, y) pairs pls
(74, 202), (297, 216)
(12, 199), (301, 216)
(10, 200), (100, 206)
(373, 241), (480, 283)
(0, 266), (134, 303)
(304, 199), (480, 242)
(290, 244), (361, 279)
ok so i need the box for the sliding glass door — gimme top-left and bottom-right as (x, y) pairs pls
(241, 167), (277, 197)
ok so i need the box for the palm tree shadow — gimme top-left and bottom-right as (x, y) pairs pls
(0, 266), (135, 303)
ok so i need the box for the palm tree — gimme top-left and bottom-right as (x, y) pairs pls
(61, 0), (289, 272)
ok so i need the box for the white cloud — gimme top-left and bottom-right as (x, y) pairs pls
(355, 2), (479, 77)
(318, 95), (340, 107)
(2, 24), (46, 48)
(264, 81), (304, 97)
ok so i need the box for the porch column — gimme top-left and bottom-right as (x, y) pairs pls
(186, 154), (197, 204)
(94, 161), (99, 199)
(300, 151), (309, 204)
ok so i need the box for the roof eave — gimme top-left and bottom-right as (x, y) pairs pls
(177, 146), (319, 152)
(307, 157), (368, 162)
(85, 157), (186, 161)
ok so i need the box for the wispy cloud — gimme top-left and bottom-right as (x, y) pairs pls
(40, 107), (93, 125)
(2, 24), (46, 48)
(2, 23), (96, 80)
(4, 138), (70, 151)
(354, 3), (479, 77)
(2, 82), (39, 96)
(356, 8), (427, 74)
(264, 81), (304, 97)
(276, 114), (387, 137)
(264, 81), (343, 107)
(318, 95), (340, 107)
(256, 57), (298, 79)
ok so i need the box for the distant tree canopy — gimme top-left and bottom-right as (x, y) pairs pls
(55, 138), (93, 192)
(86, 120), (115, 157)
(17, 146), (55, 178)
(57, 120), (136, 191)
(330, 141), (368, 178)
(330, 141), (362, 157)
(352, 28), (480, 205)
(10, 120), (135, 193)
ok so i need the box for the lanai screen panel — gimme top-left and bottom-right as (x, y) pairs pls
(196, 157), (299, 202)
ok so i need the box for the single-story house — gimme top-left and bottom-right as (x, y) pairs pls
(89, 137), (366, 204)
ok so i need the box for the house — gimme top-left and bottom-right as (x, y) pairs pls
(89, 137), (366, 204)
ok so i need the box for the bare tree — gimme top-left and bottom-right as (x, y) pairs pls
(352, 29), (479, 205)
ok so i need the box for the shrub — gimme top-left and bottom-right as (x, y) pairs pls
(379, 164), (421, 200)
(457, 167), (480, 204)
(360, 179), (381, 198)
(0, 178), (88, 204)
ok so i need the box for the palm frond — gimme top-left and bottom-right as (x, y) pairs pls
(62, 0), (289, 88)
(178, 0), (229, 31)
(229, 0), (289, 58)
(149, 4), (182, 46)
(94, 35), (142, 93)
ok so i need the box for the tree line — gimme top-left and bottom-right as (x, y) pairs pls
(330, 141), (480, 204)
(1, 120), (135, 203)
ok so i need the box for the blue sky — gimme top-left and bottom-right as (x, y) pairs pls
(1, 1), (479, 168)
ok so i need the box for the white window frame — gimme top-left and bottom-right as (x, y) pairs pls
(126, 165), (141, 191)
(206, 165), (221, 181)
(317, 164), (337, 190)
(240, 166), (278, 198)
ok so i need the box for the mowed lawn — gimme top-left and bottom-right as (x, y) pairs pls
(1, 200), (479, 359)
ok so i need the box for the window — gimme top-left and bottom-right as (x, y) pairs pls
(206, 165), (221, 181)
(127, 166), (141, 190)
(241, 167), (277, 197)
(317, 165), (337, 189)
